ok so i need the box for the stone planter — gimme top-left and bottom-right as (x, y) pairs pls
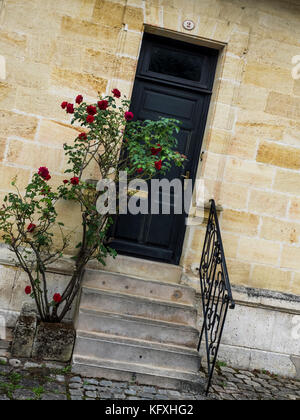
(12, 304), (75, 363)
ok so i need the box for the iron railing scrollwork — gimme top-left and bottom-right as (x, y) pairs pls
(198, 199), (235, 395)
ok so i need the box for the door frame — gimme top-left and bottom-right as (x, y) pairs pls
(111, 30), (221, 265)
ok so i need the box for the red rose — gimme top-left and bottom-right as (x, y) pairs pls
(151, 144), (162, 155)
(98, 100), (109, 110)
(86, 105), (97, 115)
(61, 101), (68, 109)
(78, 133), (87, 141)
(155, 160), (162, 171)
(25, 286), (32, 295)
(38, 167), (51, 181)
(125, 111), (134, 121)
(70, 177), (79, 185)
(27, 223), (36, 233)
(76, 95), (83, 104)
(137, 168), (143, 174)
(66, 103), (74, 114)
(63, 180), (69, 184)
(53, 293), (62, 303)
(86, 115), (95, 124)
(112, 89), (121, 98)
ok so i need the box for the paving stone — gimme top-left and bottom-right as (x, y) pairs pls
(71, 395), (83, 400)
(219, 392), (235, 400)
(19, 377), (42, 388)
(124, 389), (137, 396)
(114, 393), (126, 399)
(0, 395), (10, 400)
(69, 382), (83, 389)
(212, 385), (225, 393)
(70, 389), (84, 396)
(86, 391), (97, 398)
(158, 389), (168, 395)
(0, 365), (11, 375)
(84, 385), (97, 391)
(236, 374), (251, 381)
(219, 367), (236, 374)
(24, 362), (40, 369)
(239, 370), (255, 378)
(12, 389), (35, 400)
(99, 380), (113, 387)
(99, 392), (112, 399)
(84, 378), (98, 386)
(112, 382), (127, 388)
(155, 394), (169, 400)
(44, 382), (66, 393)
(42, 393), (67, 401)
(142, 386), (156, 394)
(70, 376), (82, 384)
(256, 373), (272, 380)
(55, 375), (66, 383)
(167, 390), (181, 397)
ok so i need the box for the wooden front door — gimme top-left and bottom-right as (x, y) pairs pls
(109, 33), (218, 265)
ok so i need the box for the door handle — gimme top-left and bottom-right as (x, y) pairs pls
(182, 171), (190, 180)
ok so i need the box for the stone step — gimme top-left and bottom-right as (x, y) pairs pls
(84, 269), (196, 306)
(74, 330), (201, 373)
(77, 307), (200, 349)
(72, 354), (204, 393)
(98, 254), (183, 284)
(81, 287), (197, 328)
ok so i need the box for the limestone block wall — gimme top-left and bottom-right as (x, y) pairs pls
(0, 0), (299, 300)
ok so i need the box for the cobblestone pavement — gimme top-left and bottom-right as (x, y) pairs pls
(0, 356), (299, 400)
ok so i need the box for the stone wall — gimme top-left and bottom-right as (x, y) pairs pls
(0, 0), (300, 301)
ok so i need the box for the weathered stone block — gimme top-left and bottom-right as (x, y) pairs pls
(92, 0), (124, 27)
(38, 120), (81, 148)
(238, 237), (281, 265)
(237, 109), (285, 141)
(243, 62), (293, 94)
(274, 169), (300, 196)
(0, 82), (17, 110)
(123, 6), (144, 31)
(11, 304), (37, 358)
(251, 265), (292, 293)
(260, 216), (300, 244)
(248, 190), (287, 218)
(265, 92), (300, 119)
(16, 87), (69, 121)
(289, 198), (300, 221)
(0, 110), (38, 139)
(226, 259), (251, 286)
(51, 67), (107, 99)
(0, 164), (30, 191)
(225, 157), (275, 188)
(281, 246), (300, 270)
(32, 322), (75, 363)
(7, 139), (63, 172)
(222, 210), (259, 237)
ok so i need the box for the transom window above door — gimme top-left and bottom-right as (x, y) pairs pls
(138, 34), (218, 92)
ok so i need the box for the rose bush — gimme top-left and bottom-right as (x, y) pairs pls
(0, 90), (185, 323)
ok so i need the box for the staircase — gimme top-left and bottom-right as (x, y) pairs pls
(72, 260), (203, 392)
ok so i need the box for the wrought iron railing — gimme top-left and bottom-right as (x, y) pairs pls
(197, 199), (235, 395)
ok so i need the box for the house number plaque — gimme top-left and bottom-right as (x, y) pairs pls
(183, 20), (195, 31)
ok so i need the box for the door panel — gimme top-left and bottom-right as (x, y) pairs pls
(109, 34), (218, 265)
